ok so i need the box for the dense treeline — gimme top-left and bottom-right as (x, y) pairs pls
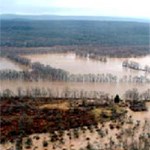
(122, 60), (150, 72)
(0, 88), (109, 99)
(0, 68), (150, 83)
(120, 75), (150, 83)
(68, 73), (117, 83)
(6, 54), (31, 66)
(0, 87), (150, 100)
(1, 45), (149, 59)
(1, 20), (149, 56)
(0, 62), (69, 81)
(0, 46), (73, 56)
(74, 45), (150, 57)
(31, 62), (69, 81)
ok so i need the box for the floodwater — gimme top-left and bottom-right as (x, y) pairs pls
(1, 53), (150, 96)
(23, 53), (150, 77)
(0, 57), (22, 71)
(1, 53), (150, 150)
(0, 80), (149, 97)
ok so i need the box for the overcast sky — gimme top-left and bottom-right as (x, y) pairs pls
(0, 0), (150, 18)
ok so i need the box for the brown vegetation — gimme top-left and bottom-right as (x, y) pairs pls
(0, 97), (126, 143)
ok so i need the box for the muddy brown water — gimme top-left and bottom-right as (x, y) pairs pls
(0, 57), (29, 71)
(0, 57), (22, 71)
(0, 80), (149, 97)
(23, 53), (150, 76)
(0, 53), (150, 96)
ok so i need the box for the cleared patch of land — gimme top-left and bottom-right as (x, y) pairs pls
(39, 101), (70, 110)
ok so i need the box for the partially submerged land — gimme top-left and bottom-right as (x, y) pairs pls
(0, 18), (150, 150)
(0, 95), (150, 150)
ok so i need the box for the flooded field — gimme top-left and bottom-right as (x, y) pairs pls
(1, 101), (150, 150)
(0, 57), (22, 71)
(1, 53), (150, 96)
(23, 53), (150, 77)
(1, 14), (150, 150)
(0, 80), (149, 97)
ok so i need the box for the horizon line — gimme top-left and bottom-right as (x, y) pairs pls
(1, 13), (150, 19)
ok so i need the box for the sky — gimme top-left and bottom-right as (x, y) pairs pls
(0, 0), (150, 19)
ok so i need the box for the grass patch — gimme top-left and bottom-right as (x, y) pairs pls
(39, 101), (70, 110)
(91, 105), (126, 122)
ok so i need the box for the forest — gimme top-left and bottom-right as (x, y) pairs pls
(1, 20), (149, 49)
